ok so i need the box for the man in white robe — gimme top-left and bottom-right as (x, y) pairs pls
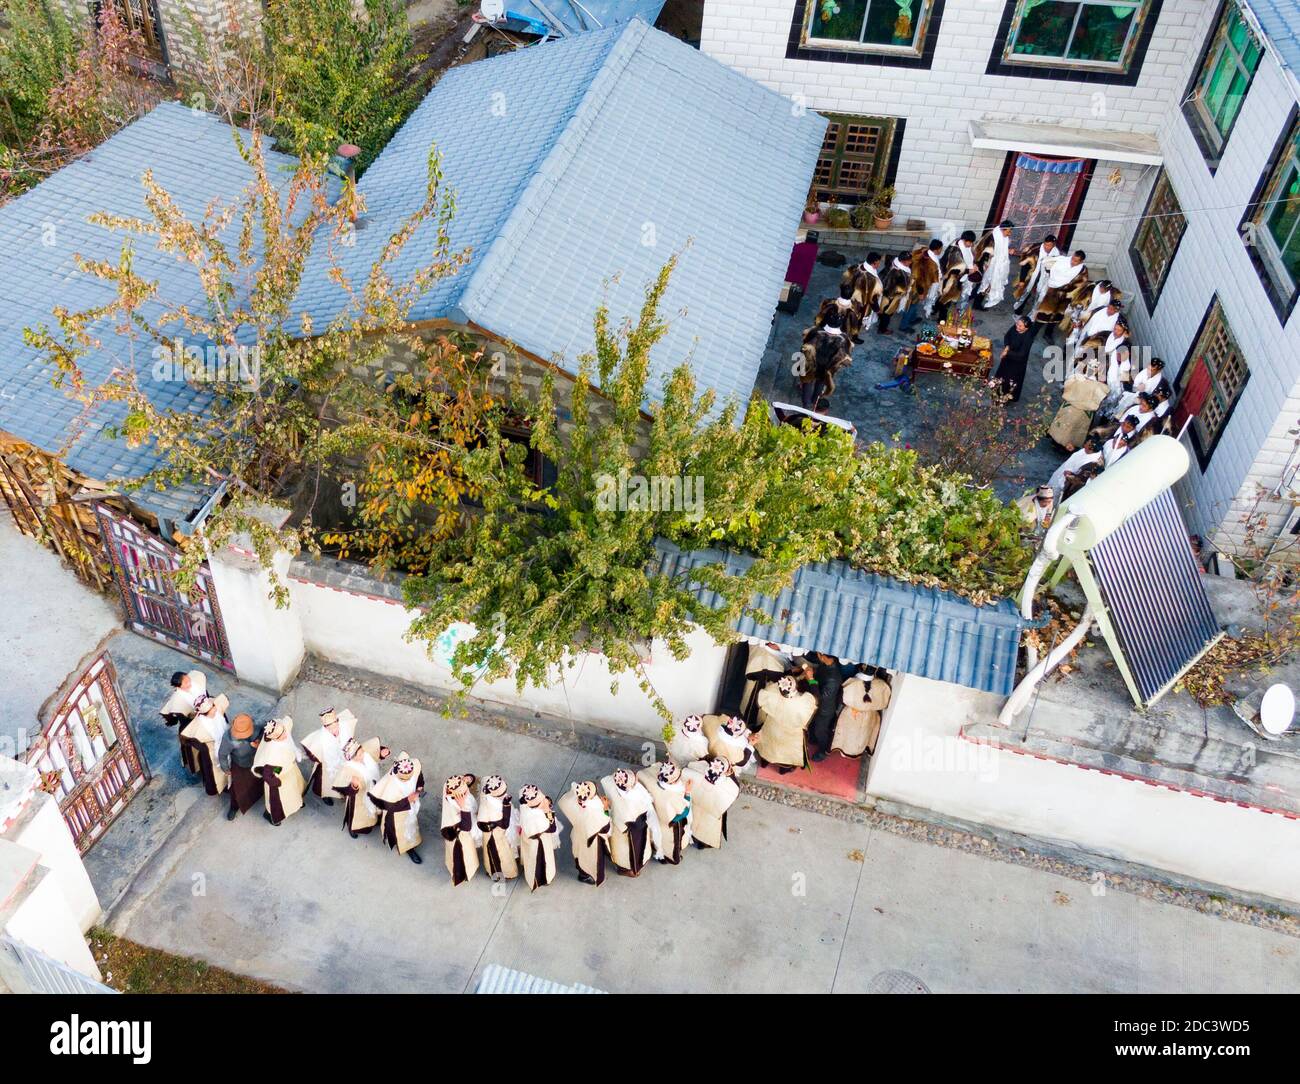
(682, 757), (740, 850)
(369, 754), (424, 863)
(477, 774), (520, 880)
(1048, 436), (1104, 497)
(301, 707), (357, 807)
(1014, 236), (1059, 315)
(332, 736), (387, 837)
(668, 714), (709, 766)
(518, 784), (560, 891)
(179, 692), (229, 796)
(558, 780), (610, 886)
(754, 675), (816, 773)
(636, 760), (693, 865)
(160, 669), (210, 774)
(601, 768), (661, 877)
(976, 220), (1014, 309)
(251, 716), (306, 826)
(1068, 297), (1120, 363)
(1103, 419), (1137, 466)
(440, 774), (481, 886)
(1033, 250), (1088, 339)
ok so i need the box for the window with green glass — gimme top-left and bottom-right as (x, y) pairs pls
(805, 0), (932, 53)
(1004, 0), (1149, 70)
(1191, 3), (1263, 155)
(1256, 126), (1300, 296)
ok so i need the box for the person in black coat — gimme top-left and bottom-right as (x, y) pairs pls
(993, 315), (1039, 403)
(807, 651), (858, 762)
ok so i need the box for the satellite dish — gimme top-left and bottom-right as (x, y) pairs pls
(1260, 683), (1295, 737)
(481, 0), (505, 20)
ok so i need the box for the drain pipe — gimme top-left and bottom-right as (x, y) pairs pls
(999, 511), (1093, 728)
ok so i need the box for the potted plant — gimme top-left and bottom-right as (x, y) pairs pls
(826, 204), (852, 229)
(803, 190), (822, 225)
(870, 182), (896, 229)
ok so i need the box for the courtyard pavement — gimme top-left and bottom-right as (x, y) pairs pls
(758, 246), (1067, 502)
(102, 678), (1300, 994)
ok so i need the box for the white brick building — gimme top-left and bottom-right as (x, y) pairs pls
(700, 0), (1300, 558)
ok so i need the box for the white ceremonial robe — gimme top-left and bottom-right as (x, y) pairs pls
(832, 675), (892, 758)
(251, 727), (306, 824)
(668, 726), (709, 766)
(682, 763), (740, 849)
(441, 792), (481, 886)
(369, 762), (423, 854)
(636, 766), (693, 864)
(301, 710), (357, 798)
(601, 776), (661, 874)
(180, 707), (228, 795)
(979, 230), (1012, 307)
(754, 685), (816, 769)
(519, 802), (560, 891)
(557, 787), (610, 885)
(331, 740), (383, 833)
(1049, 447), (1104, 495)
(477, 792), (520, 880)
(703, 718), (755, 776)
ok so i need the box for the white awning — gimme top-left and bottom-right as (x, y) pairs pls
(969, 119), (1163, 166)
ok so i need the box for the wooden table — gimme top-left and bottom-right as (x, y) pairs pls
(907, 325), (993, 379)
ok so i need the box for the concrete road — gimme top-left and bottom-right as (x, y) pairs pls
(105, 681), (1300, 993)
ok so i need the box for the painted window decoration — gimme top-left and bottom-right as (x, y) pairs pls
(1189, 3), (1263, 156)
(1245, 118), (1300, 305)
(1176, 301), (1248, 460)
(813, 114), (899, 203)
(805, 0), (934, 54)
(1004, 0), (1150, 71)
(1131, 171), (1187, 306)
(998, 154), (1089, 248)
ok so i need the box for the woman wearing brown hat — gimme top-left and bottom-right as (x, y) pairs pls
(218, 714), (263, 821)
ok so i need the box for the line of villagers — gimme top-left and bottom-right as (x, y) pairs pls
(158, 670), (747, 892)
(797, 224), (1180, 533)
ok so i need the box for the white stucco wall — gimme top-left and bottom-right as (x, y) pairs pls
(700, 0), (1209, 266)
(9, 792), (102, 933)
(868, 674), (1300, 905)
(287, 571), (730, 739)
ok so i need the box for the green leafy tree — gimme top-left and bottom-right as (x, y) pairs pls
(405, 260), (1033, 716)
(29, 127), (492, 598)
(261, 0), (423, 171)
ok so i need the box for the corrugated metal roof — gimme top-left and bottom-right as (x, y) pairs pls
(0, 103), (303, 523)
(652, 541), (1027, 696)
(504, 1), (667, 36)
(474, 963), (605, 993)
(1243, 1), (1300, 86)
(295, 18), (826, 410)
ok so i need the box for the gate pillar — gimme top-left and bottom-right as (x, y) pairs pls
(205, 506), (305, 695)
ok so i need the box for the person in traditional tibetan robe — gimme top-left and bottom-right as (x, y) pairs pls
(909, 239), (944, 326)
(160, 669), (213, 775)
(331, 736), (389, 837)
(180, 693), (229, 796)
(252, 716), (307, 826)
(832, 670), (893, 758)
(741, 642), (789, 727)
(1033, 251), (1088, 339)
(668, 714), (709, 766)
(842, 251), (883, 337)
(601, 768), (661, 877)
(1013, 235), (1059, 314)
(518, 784), (560, 892)
(975, 220), (1014, 309)
(301, 707), (356, 807)
(683, 757), (740, 850)
(875, 250), (912, 334)
(369, 753), (425, 863)
(557, 780), (611, 886)
(440, 774), (482, 887)
(754, 675), (816, 774)
(703, 714), (756, 775)
(636, 760), (693, 865)
(937, 230), (979, 321)
(217, 713), (263, 821)
(476, 775), (520, 880)
(813, 282), (863, 341)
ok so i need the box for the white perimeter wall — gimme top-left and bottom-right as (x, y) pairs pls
(288, 573), (729, 740)
(868, 673), (1300, 905)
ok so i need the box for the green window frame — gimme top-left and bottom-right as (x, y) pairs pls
(803, 0), (935, 55)
(812, 113), (899, 204)
(1189, 2), (1263, 157)
(1244, 117), (1300, 310)
(1002, 0), (1151, 72)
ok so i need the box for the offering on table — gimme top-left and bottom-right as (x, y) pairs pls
(916, 342), (936, 355)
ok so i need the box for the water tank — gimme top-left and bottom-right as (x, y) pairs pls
(1059, 435), (1189, 550)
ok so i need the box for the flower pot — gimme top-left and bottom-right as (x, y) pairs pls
(803, 210), (822, 224)
(873, 212), (894, 229)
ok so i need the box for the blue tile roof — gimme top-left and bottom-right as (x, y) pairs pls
(0, 102), (303, 523)
(295, 18), (827, 410)
(504, 1), (666, 36)
(653, 541), (1028, 696)
(1245, 1), (1300, 84)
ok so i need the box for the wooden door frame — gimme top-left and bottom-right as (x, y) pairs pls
(986, 151), (1097, 249)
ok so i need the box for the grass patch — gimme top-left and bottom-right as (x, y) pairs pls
(88, 928), (287, 994)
